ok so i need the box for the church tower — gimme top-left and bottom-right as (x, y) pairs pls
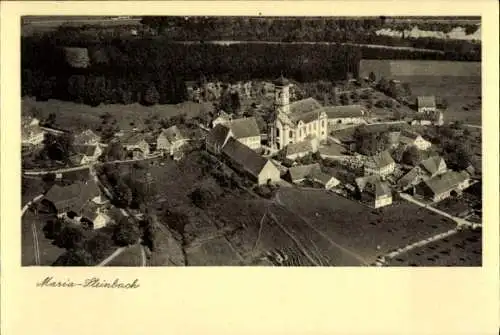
(274, 75), (290, 115)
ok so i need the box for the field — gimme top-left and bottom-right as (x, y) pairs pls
(22, 211), (65, 266)
(274, 188), (457, 264)
(185, 237), (243, 266)
(22, 97), (211, 133)
(359, 60), (481, 125)
(387, 228), (482, 266)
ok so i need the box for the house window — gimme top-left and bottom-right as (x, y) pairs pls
(299, 129), (302, 137)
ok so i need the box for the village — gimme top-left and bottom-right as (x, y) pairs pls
(22, 69), (482, 267)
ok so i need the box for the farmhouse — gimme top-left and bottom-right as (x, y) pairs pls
(285, 138), (319, 160)
(205, 124), (233, 154)
(416, 96), (436, 113)
(74, 129), (101, 145)
(398, 156), (447, 191)
(364, 150), (395, 177)
(355, 175), (393, 208)
(286, 163), (321, 183)
(415, 170), (471, 202)
(221, 137), (280, 185)
(399, 130), (432, 150)
(73, 144), (103, 164)
(156, 125), (189, 156)
(309, 171), (341, 190)
(226, 117), (261, 150)
(121, 132), (150, 157)
(322, 105), (368, 126)
(211, 111), (233, 128)
(420, 156), (447, 177)
(42, 180), (100, 214)
(81, 205), (112, 230)
(269, 76), (328, 151)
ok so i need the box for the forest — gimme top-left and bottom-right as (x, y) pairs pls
(22, 17), (480, 106)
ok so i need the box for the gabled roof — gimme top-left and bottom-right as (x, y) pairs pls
(222, 137), (270, 177)
(74, 144), (98, 156)
(420, 156), (446, 176)
(159, 125), (187, 143)
(355, 175), (380, 192)
(310, 170), (339, 186)
(401, 130), (421, 140)
(227, 117), (260, 139)
(286, 140), (314, 157)
(386, 131), (401, 146)
(206, 124), (231, 147)
(44, 180), (100, 211)
(417, 96), (436, 108)
(120, 132), (147, 145)
(422, 170), (470, 195)
(356, 175), (391, 198)
(366, 150), (394, 169)
(289, 110), (322, 124)
(289, 98), (323, 122)
(320, 105), (366, 118)
(397, 167), (422, 189)
(288, 163), (321, 182)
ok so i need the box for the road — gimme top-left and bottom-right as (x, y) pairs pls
(399, 193), (479, 228)
(22, 194), (45, 266)
(97, 247), (126, 266)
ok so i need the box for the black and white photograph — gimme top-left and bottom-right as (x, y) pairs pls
(20, 15), (483, 267)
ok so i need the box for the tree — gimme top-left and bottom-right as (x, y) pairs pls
(112, 180), (133, 208)
(43, 219), (64, 240)
(54, 225), (85, 250)
(84, 232), (114, 263)
(369, 71), (376, 82)
(190, 186), (217, 209)
(340, 93), (350, 105)
(42, 132), (74, 163)
(113, 218), (141, 246)
(402, 146), (424, 166)
(53, 249), (94, 266)
(142, 84), (160, 106)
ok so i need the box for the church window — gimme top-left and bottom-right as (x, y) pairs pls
(321, 120), (325, 128)
(276, 128), (280, 137)
(299, 129), (302, 137)
(289, 130), (293, 138)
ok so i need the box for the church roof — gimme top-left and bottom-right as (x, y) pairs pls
(320, 105), (366, 118)
(273, 75), (290, 86)
(289, 98), (322, 116)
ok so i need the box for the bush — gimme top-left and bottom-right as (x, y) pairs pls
(84, 232), (114, 263)
(113, 218), (141, 246)
(190, 186), (217, 209)
(54, 225), (85, 250)
(53, 249), (94, 266)
(43, 219), (64, 240)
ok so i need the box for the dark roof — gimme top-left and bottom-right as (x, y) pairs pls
(288, 163), (321, 182)
(356, 175), (391, 197)
(222, 137), (269, 177)
(120, 132), (147, 145)
(310, 171), (338, 185)
(420, 156), (446, 176)
(227, 117), (260, 139)
(321, 105), (366, 118)
(273, 75), (291, 86)
(401, 130), (421, 140)
(417, 96), (436, 108)
(366, 150), (394, 169)
(286, 140), (314, 157)
(74, 144), (97, 156)
(422, 170), (470, 195)
(397, 167), (421, 189)
(44, 180), (100, 211)
(160, 125), (187, 143)
(206, 124), (231, 147)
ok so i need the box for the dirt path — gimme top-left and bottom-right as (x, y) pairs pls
(97, 247), (126, 266)
(31, 223), (41, 265)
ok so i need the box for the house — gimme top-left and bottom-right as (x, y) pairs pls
(419, 156), (447, 178)
(121, 132), (150, 157)
(364, 150), (395, 177)
(286, 163), (321, 183)
(226, 117), (261, 150)
(21, 117), (46, 145)
(399, 130), (432, 150)
(42, 179), (100, 214)
(221, 137), (280, 185)
(81, 205), (112, 230)
(415, 170), (471, 202)
(74, 129), (101, 145)
(205, 124), (233, 154)
(73, 144), (103, 164)
(309, 170), (341, 190)
(269, 76), (328, 151)
(322, 105), (368, 126)
(285, 138), (319, 160)
(211, 111), (233, 128)
(156, 125), (189, 156)
(411, 110), (444, 126)
(355, 175), (393, 208)
(416, 96), (436, 113)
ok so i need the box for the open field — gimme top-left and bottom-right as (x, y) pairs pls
(360, 60), (481, 79)
(186, 237), (243, 266)
(22, 97), (210, 133)
(275, 188), (457, 264)
(22, 211), (65, 266)
(387, 228), (481, 266)
(106, 244), (143, 266)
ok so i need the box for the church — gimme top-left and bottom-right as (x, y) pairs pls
(268, 76), (329, 151)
